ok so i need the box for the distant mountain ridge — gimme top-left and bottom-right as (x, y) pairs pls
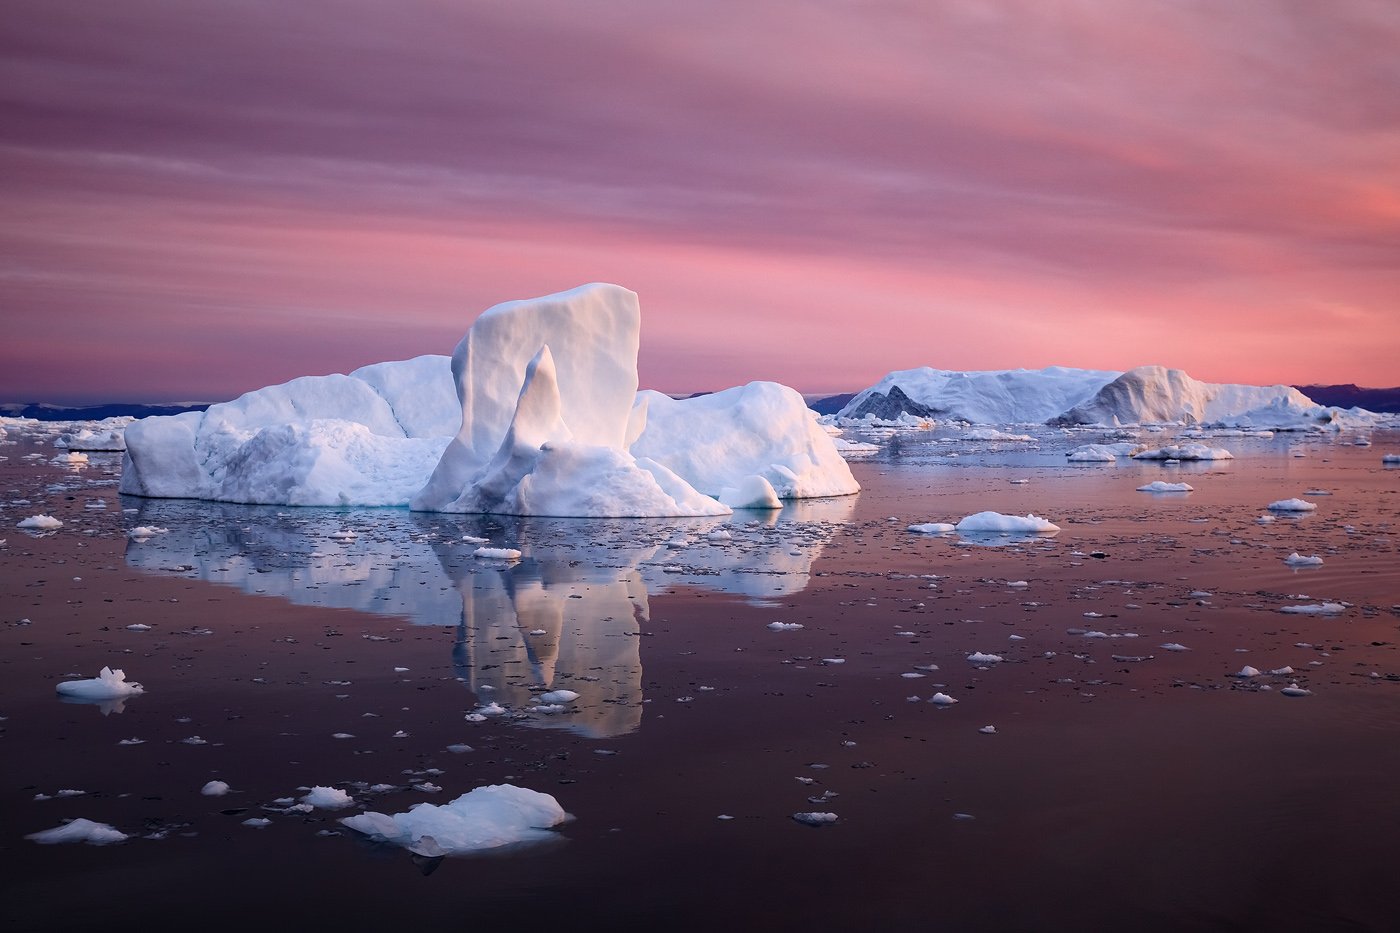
(0, 401), (210, 421)
(1292, 384), (1400, 413)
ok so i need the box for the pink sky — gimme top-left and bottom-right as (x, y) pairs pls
(3, 0), (1398, 404)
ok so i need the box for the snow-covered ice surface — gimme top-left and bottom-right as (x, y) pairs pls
(4, 417), (1400, 930)
(122, 284), (855, 516)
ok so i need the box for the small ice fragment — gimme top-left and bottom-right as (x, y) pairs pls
(767, 622), (803, 631)
(1160, 643), (1190, 652)
(127, 526), (168, 539)
(1267, 498), (1316, 512)
(1283, 553), (1324, 567)
(1280, 684), (1312, 697)
(125, 623), (152, 632)
(55, 666), (144, 700)
(929, 693), (958, 706)
(791, 812), (838, 826)
(242, 817), (272, 828)
(18, 514), (63, 530)
(301, 786), (354, 809)
(1233, 666), (1261, 678)
(1136, 481), (1193, 493)
(1269, 666), (1294, 676)
(473, 547), (521, 561)
(978, 725), (997, 734)
(26, 818), (127, 845)
(1279, 602), (1345, 615)
(117, 737), (144, 746)
(907, 522), (955, 534)
(538, 690), (580, 704)
(967, 652), (1003, 664)
(201, 780), (231, 796)
(460, 535), (489, 544)
(181, 736), (207, 745)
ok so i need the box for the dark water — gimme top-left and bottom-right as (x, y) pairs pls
(2, 425), (1398, 931)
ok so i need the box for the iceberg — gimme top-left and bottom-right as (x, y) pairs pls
(1053, 365), (1317, 426)
(955, 512), (1060, 534)
(840, 366), (1118, 424)
(121, 284), (856, 517)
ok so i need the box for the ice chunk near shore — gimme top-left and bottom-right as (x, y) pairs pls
(1284, 553), (1324, 567)
(341, 784), (568, 855)
(1267, 498), (1317, 512)
(956, 512), (1060, 534)
(26, 819), (128, 845)
(18, 514), (62, 530)
(56, 667), (144, 700)
(1137, 481), (1193, 493)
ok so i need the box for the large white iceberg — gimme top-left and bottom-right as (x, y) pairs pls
(120, 284), (857, 516)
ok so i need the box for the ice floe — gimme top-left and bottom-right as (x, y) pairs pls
(55, 667), (144, 700)
(25, 819), (128, 845)
(955, 512), (1060, 534)
(340, 784), (568, 855)
(1136, 481), (1193, 493)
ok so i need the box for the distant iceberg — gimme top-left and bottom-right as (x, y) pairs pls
(121, 284), (857, 516)
(838, 362), (1374, 429)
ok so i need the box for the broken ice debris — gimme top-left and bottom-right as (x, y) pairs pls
(1280, 683), (1312, 697)
(1279, 602), (1345, 615)
(929, 693), (959, 706)
(17, 514), (62, 530)
(907, 522), (955, 534)
(1267, 498), (1317, 512)
(791, 812), (839, 826)
(1136, 481), (1193, 493)
(1283, 553), (1324, 567)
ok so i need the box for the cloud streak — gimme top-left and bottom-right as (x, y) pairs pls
(2, 0), (1398, 402)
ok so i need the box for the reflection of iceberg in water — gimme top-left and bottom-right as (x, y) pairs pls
(122, 496), (854, 737)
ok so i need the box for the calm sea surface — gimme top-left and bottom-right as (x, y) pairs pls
(2, 424), (1398, 931)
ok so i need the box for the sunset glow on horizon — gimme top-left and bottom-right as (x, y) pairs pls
(3, 0), (1398, 405)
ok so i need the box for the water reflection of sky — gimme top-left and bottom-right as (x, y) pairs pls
(121, 496), (855, 737)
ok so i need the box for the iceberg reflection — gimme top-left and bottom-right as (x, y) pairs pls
(121, 497), (853, 737)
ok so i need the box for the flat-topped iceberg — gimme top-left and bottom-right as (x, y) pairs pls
(121, 284), (857, 516)
(1054, 365), (1316, 426)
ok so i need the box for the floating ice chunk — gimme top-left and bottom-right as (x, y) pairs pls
(1132, 444), (1233, 461)
(907, 522), (955, 534)
(127, 526), (168, 539)
(1383, 454), (1400, 464)
(538, 690), (579, 704)
(1280, 683), (1312, 697)
(1256, 514), (1276, 524)
(978, 725), (997, 734)
(242, 817), (271, 828)
(56, 667), (144, 700)
(791, 812), (839, 826)
(1233, 666), (1261, 678)
(473, 547), (521, 561)
(125, 623), (152, 632)
(929, 693), (958, 706)
(1267, 498), (1316, 512)
(1136, 481), (1193, 493)
(340, 784), (568, 855)
(1284, 553), (1324, 567)
(767, 622), (803, 631)
(201, 780), (231, 796)
(1269, 666), (1295, 676)
(302, 786), (354, 809)
(25, 818), (127, 845)
(18, 514), (62, 530)
(1279, 602), (1345, 615)
(967, 652), (1003, 664)
(1160, 643), (1190, 651)
(955, 511), (1060, 534)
